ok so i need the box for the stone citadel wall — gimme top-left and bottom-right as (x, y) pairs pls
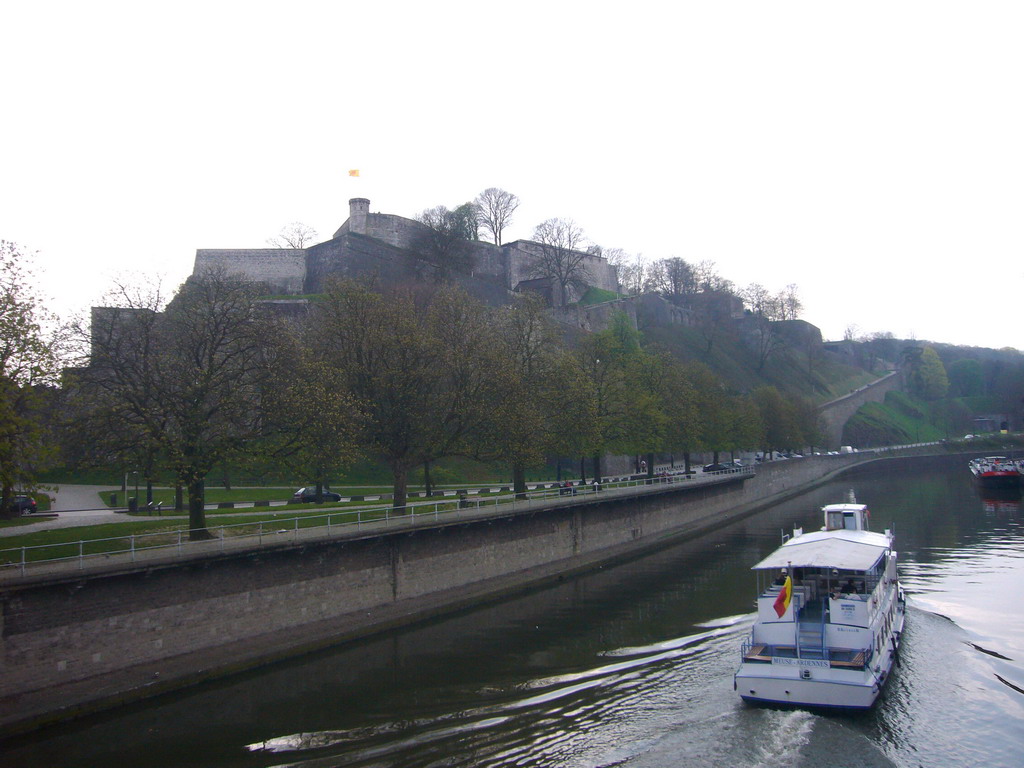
(193, 199), (619, 302)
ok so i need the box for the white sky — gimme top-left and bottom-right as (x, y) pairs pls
(2, 2), (1022, 349)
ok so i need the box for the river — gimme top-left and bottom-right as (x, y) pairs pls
(3, 454), (1023, 767)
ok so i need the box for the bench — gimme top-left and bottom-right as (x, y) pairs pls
(829, 652), (866, 668)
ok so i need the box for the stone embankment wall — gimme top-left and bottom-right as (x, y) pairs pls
(0, 455), (870, 733)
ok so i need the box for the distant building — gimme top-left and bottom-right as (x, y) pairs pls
(192, 198), (619, 307)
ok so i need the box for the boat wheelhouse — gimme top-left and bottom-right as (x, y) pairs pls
(734, 502), (905, 710)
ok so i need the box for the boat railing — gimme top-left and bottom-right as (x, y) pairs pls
(741, 640), (872, 669)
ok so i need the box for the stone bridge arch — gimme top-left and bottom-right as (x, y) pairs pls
(818, 370), (903, 448)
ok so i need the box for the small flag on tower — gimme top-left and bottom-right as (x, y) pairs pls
(348, 169), (360, 177)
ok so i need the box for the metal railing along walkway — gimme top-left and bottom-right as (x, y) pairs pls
(0, 468), (754, 582)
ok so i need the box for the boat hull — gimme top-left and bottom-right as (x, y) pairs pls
(970, 471), (1020, 489)
(736, 616), (902, 709)
(736, 672), (881, 710)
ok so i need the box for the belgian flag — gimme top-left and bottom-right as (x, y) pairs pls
(773, 576), (792, 618)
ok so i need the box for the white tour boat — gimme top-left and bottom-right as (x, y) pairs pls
(734, 502), (905, 709)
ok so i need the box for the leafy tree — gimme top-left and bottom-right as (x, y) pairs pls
(414, 205), (478, 279)
(752, 386), (801, 456)
(0, 241), (61, 514)
(474, 187), (519, 246)
(530, 218), (590, 306)
(684, 362), (730, 464)
(907, 346), (949, 400)
(947, 358), (984, 397)
(259, 359), (364, 501)
(267, 222), (318, 248)
(311, 280), (498, 511)
(483, 294), (596, 496)
(725, 395), (765, 457)
(574, 314), (668, 480)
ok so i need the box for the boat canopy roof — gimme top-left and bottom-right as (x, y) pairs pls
(752, 529), (891, 572)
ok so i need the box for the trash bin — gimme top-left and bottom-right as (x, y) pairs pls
(110, 493), (117, 506)
(128, 497), (137, 514)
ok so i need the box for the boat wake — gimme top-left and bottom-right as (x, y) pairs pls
(245, 621), (748, 768)
(748, 709), (815, 768)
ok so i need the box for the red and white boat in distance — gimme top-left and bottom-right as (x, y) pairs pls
(968, 456), (1022, 489)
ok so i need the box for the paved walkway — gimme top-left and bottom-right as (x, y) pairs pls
(0, 485), (123, 538)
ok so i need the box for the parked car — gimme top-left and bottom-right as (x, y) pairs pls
(702, 463), (730, 473)
(704, 461), (744, 472)
(292, 487), (342, 503)
(9, 495), (37, 514)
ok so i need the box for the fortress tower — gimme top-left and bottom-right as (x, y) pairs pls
(347, 198), (370, 235)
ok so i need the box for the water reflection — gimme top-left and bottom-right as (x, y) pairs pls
(3, 453), (1023, 768)
(977, 487), (1021, 516)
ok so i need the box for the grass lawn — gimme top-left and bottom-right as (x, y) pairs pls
(99, 482), (525, 511)
(0, 502), (461, 565)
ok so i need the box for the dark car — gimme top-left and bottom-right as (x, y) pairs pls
(9, 495), (37, 514)
(703, 461), (743, 473)
(292, 487), (342, 503)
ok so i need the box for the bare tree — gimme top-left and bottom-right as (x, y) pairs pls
(267, 222), (318, 248)
(693, 260), (735, 294)
(73, 270), (290, 538)
(781, 283), (802, 320)
(612, 251), (646, 296)
(530, 218), (590, 305)
(474, 187), (519, 245)
(742, 282), (786, 370)
(646, 257), (696, 299)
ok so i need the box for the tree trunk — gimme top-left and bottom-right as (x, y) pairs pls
(592, 453), (602, 485)
(187, 477), (212, 540)
(423, 460), (433, 498)
(579, 457), (586, 484)
(646, 451), (655, 477)
(513, 464), (527, 500)
(683, 451), (692, 472)
(1, 484), (12, 519)
(146, 480), (153, 505)
(175, 484), (184, 512)
(391, 461), (409, 514)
